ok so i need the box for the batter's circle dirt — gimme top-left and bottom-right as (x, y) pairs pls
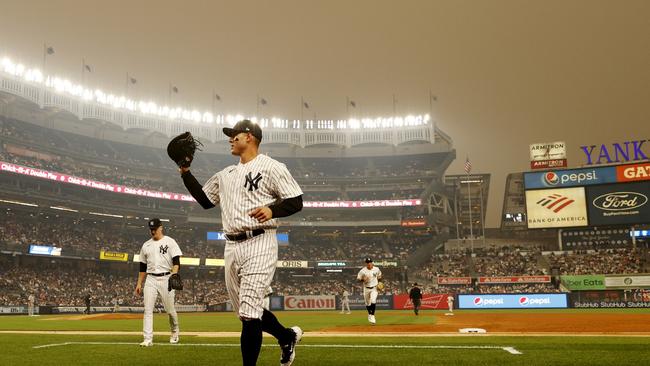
(324, 313), (650, 334)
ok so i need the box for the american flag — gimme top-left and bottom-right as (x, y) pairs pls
(464, 157), (472, 174)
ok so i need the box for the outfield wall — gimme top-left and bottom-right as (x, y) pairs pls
(7, 291), (650, 314)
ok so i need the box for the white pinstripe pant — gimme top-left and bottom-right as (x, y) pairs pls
(225, 230), (277, 320)
(143, 274), (179, 341)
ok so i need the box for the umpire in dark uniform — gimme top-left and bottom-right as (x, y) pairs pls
(409, 283), (422, 315)
(84, 293), (91, 314)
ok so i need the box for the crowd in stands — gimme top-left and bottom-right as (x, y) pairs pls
(416, 251), (470, 279)
(473, 247), (546, 276)
(0, 212), (432, 263)
(1, 117), (434, 201)
(413, 246), (646, 280)
(547, 249), (643, 275)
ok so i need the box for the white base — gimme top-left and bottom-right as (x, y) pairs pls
(458, 328), (487, 334)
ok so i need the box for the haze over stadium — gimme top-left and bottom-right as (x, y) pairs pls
(1, 1), (650, 365)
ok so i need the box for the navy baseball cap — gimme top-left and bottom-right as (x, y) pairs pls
(223, 119), (263, 141)
(148, 218), (162, 229)
(364, 257), (373, 263)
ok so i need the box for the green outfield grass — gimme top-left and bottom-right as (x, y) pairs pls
(1, 310), (649, 365)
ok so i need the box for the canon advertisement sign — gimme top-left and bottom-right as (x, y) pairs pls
(283, 295), (336, 311)
(587, 182), (650, 226)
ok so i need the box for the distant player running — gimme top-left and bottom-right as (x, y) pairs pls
(135, 218), (182, 347)
(357, 257), (382, 325)
(175, 120), (304, 366)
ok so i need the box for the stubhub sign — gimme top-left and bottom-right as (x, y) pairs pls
(458, 294), (568, 309)
(524, 167), (617, 189)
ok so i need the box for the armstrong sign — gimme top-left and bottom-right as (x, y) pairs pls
(529, 141), (567, 170)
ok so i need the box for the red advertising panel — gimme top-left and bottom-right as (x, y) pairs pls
(616, 163), (650, 183)
(530, 159), (568, 170)
(478, 276), (551, 284)
(437, 277), (472, 285)
(393, 294), (450, 310)
(0, 161), (422, 208)
(401, 219), (426, 227)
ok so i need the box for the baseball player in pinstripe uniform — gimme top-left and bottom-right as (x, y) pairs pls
(357, 257), (382, 325)
(135, 218), (182, 347)
(179, 120), (304, 366)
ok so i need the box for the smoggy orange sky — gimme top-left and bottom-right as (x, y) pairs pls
(1, 0), (648, 226)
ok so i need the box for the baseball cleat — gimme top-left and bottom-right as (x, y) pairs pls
(170, 334), (179, 344)
(139, 340), (153, 347)
(369, 315), (376, 325)
(280, 326), (303, 366)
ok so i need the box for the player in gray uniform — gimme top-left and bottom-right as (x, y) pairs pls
(179, 119), (304, 366)
(135, 218), (183, 347)
(27, 293), (35, 316)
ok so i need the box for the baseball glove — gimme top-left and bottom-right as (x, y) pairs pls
(167, 132), (203, 168)
(376, 282), (385, 291)
(168, 273), (183, 291)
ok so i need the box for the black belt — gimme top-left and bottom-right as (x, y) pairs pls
(226, 229), (265, 242)
(366, 286), (376, 289)
(148, 272), (170, 277)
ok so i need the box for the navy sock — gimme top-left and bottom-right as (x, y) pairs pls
(366, 305), (372, 314)
(370, 304), (376, 315)
(262, 309), (292, 345)
(241, 319), (262, 366)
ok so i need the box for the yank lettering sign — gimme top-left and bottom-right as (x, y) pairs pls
(581, 140), (649, 165)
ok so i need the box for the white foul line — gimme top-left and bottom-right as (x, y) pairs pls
(32, 342), (522, 354)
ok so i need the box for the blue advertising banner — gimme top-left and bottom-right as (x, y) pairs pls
(458, 294), (568, 309)
(524, 167), (618, 190)
(207, 231), (289, 243)
(337, 295), (393, 310)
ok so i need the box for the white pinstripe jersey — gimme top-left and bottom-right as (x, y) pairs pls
(202, 154), (303, 234)
(357, 266), (382, 287)
(138, 236), (183, 274)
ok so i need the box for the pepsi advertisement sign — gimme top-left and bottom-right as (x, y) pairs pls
(524, 167), (618, 190)
(458, 294), (568, 309)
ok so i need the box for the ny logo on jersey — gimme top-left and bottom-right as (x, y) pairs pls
(159, 245), (169, 254)
(244, 172), (263, 191)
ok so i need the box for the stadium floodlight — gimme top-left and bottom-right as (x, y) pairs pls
(89, 211), (123, 218)
(0, 54), (433, 129)
(0, 199), (38, 207)
(49, 206), (79, 212)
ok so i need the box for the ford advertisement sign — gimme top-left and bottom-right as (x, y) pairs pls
(458, 294), (568, 309)
(524, 167), (618, 190)
(586, 182), (650, 226)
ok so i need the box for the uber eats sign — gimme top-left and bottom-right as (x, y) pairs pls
(560, 275), (605, 290)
